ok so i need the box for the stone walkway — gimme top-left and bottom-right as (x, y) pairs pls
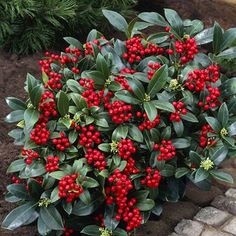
(170, 188), (236, 236)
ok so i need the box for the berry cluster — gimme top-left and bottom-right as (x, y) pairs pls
(170, 101), (187, 122)
(78, 125), (101, 148)
(39, 91), (57, 121)
(115, 68), (135, 91)
(79, 78), (94, 90)
(65, 47), (81, 57)
(46, 71), (63, 89)
(122, 37), (163, 64)
(22, 148), (39, 165)
(106, 170), (142, 231)
(30, 122), (50, 145)
(52, 132), (70, 151)
(12, 176), (22, 184)
(185, 65), (220, 92)
(123, 158), (140, 176)
(175, 37), (198, 64)
(107, 101), (133, 124)
(82, 89), (101, 107)
(84, 38), (104, 56)
(58, 174), (83, 202)
(85, 148), (106, 170)
(63, 227), (74, 236)
(200, 124), (216, 148)
(137, 112), (160, 131)
(141, 168), (161, 188)
(156, 140), (176, 161)
(198, 85), (221, 110)
(147, 62), (161, 80)
(45, 156), (60, 172)
(94, 214), (105, 227)
(118, 139), (136, 160)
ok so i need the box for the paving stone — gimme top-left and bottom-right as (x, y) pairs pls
(185, 182), (222, 206)
(226, 188), (236, 199)
(174, 219), (204, 236)
(211, 195), (236, 215)
(168, 233), (180, 236)
(201, 226), (233, 236)
(223, 217), (236, 235)
(194, 206), (231, 226)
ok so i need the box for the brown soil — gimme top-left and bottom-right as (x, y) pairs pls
(0, 0), (235, 235)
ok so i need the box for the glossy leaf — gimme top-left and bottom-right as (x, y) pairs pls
(57, 91), (69, 117)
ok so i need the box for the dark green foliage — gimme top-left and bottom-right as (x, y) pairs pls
(0, 0), (137, 54)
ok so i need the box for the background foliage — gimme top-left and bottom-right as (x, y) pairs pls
(0, 0), (137, 55)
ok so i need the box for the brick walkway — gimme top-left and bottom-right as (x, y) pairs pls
(170, 188), (236, 236)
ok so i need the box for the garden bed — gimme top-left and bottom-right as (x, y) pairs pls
(0, 0), (235, 235)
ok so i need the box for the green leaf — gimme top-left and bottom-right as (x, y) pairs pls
(24, 108), (39, 129)
(49, 171), (67, 180)
(5, 110), (24, 123)
(115, 90), (141, 104)
(195, 168), (209, 183)
(5, 97), (26, 110)
(37, 215), (51, 236)
(102, 10), (128, 33)
(81, 225), (100, 236)
(144, 101), (157, 122)
(164, 8), (183, 36)
(136, 199), (155, 211)
(217, 47), (236, 59)
(40, 205), (64, 230)
(138, 12), (168, 27)
(210, 146), (228, 165)
(175, 167), (190, 178)
(189, 20), (204, 36)
(205, 117), (221, 131)
(213, 22), (224, 54)
(217, 103), (229, 127)
(195, 27), (214, 45)
(26, 73), (38, 93)
(66, 79), (84, 93)
(104, 204), (119, 230)
(152, 204), (163, 216)
(189, 151), (201, 166)
(112, 125), (129, 140)
(69, 129), (78, 144)
(147, 65), (168, 97)
(50, 187), (60, 203)
(228, 122), (236, 136)
(126, 77), (145, 100)
(220, 28), (236, 51)
(42, 71), (48, 84)
(128, 125), (143, 142)
(7, 159), (26, 173)
(172, 138), (190, 149)
(113, 228), (128, 236)
(29, 85), (43, 109)
(181, 112), (198, 123)
(72, 198), (103, 216)
(71, 93), (87, 110)
(28, 179), (43, 199)
(160, 164), (175, 177)
(210, 170), (234, 184)
(83, 177), (99, 188)
(62, 202), (72, 215)
(63, 37), (82, 49)
(96, 53), (109, 78)
(57, 91), (69, 116)
(153, 100), (175, 112)
(98, 143), (111, 152)
(24, 162), (46, 177)
(7, 184), (29, 200)
(172, 120), (184, 137)
(95, 118), (109, 128)
(2, 202), (37, 230)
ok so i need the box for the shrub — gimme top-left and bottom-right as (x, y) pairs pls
(0, 0), (137, 55)
(2, 9), (236, 236)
